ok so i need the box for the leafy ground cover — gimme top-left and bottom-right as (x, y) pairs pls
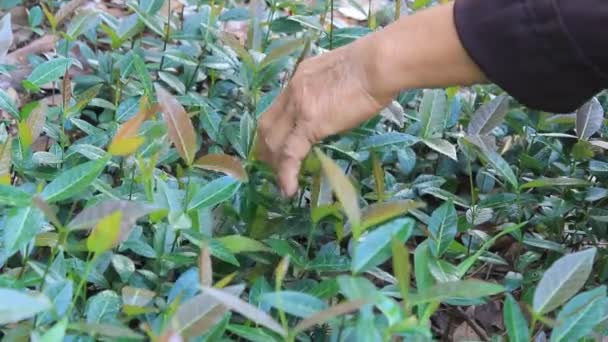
(0, 0), (606, 341)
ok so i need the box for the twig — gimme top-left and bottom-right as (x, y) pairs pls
(455, 307), (490, 341)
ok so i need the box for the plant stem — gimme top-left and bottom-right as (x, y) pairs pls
(159, 0), (171, 72)
(68, 253), (95, 315)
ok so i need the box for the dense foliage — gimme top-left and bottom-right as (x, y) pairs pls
(0, 0), (606, 341)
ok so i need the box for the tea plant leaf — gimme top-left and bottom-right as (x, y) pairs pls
(40, 318), (68, 342)
(292, 299), (369, 334)
(467, 95), (509, 135)
(352, 218), (414, 273)
(155, 84), (197, 165)
(25, 58), (72, 90)
(173, 285), (244, 338)
(419, 89), (447, 139)
(68, 200), (156, 241)
(217, 235), (271, 254)
(69, 323), (144, 340)
(521, 177), (590, 190)
(109, 97), (155, 156)
(427, 201), (457, 257)
(41, 156), (109, 202)
(409, 280), (505, 304)
(359, 200), (424, 232)
(202, 286), (286, 336)
(533, 247), (597, 314)
(0, 288), (51, 324)
(87, 211), (122, 254)
(0, 184), (31, 206)
(314, 148), (361, 233)
(359, 132), (419, 150)
(260, 291), (328, 318)
(0, 13), (13, 60)
(473, 144), (519, 190)
(503, 294), (529, 342)
(3, 206), (44, 256)
(551, 286), (607, 342)
(576, 97), (604, 140)
(86, 290), (121, 324)
(391, 238), (410, 305)
(0, 89), (19, 118)
(422, 138), (457, 160)
(0, 136), (10, 184)
(188, 176), (242, 212)
(25, 101), (47, 145)
(194, 154), (248, 182)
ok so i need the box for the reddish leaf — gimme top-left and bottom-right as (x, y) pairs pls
(193, 154), (248, 181)
(155, 84), (197, 165)
(108, 97), (154, 156)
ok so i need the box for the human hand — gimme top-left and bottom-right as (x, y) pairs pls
(256, 40), (394, 197)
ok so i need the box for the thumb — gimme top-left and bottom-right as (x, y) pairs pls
(277, 127), (313, 197)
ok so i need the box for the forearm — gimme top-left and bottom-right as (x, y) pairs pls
(354, 1), (487, 100)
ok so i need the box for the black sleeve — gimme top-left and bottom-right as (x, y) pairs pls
(453, 0), (608, 113)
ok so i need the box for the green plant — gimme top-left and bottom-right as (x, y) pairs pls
(0, 0), (606, 341)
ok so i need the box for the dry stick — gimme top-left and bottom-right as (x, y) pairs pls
(455, 307), (490, 341)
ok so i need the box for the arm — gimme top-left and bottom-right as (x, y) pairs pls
(258, 2), (481, 197)
(258, 0), (608, 197)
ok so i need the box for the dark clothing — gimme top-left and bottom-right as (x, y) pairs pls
(454, 0), (608, 113)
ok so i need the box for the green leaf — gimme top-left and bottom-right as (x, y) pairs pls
(521, 177), (590, 190)
(0, 184), (31, 206)
(26, 58), (72, 90)
(217, 235), (271, 254)
(419, 89), (447, 139)
(391, 238), (410, 305)
(474, 144), (519, 190)
(133, 54), (153, 97)
(414, 241), (435, 295)
(315, 148), (361, 234)
(352, 217), (414, 273)
(0, 288), (51, 324)
(259, 291), (327, 318)
(467, 95), (510, 135)
(576, 97), (603, 140)
(409, 280), (504, 305)
(533, 248), (597, 314)
(187, 176), (241, 212)
(551, 286), (607, 342)
(67, 12), (99, 38)
(86, 290), (121, 324)
(0, 89), (19, 118)
(40, 156), (109, 202)
(359, 132), (419, 150)
(427, 201), (457, 257)
(40, 318), (68, 342)
(3, 206), (44, 256)
(422, 138), (457, 160)
(503, 294), (529, 342)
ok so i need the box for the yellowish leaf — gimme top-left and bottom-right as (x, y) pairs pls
(0, 173), (10, 185)
(0, 137), (12, 180)
(155, 84), (197, 165)
(314, 148), (361, 236)
(108, 137), (145, 156)
(193, 154), (248, 181)
(360, 200), (425, 232)
(214, 272), (237, 289)
(18, 121), (33, 150)
(87, 211), (122, 254)
(108, 96), (154, 156)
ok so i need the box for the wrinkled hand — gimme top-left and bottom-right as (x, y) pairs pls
(257, 41), (394, 197)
